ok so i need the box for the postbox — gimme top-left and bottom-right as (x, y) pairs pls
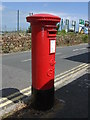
(26, 14), (61, 110)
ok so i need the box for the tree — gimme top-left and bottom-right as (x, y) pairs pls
(26, 25), (32, 33)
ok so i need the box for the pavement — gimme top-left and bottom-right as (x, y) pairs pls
(3, 72), (89, 119)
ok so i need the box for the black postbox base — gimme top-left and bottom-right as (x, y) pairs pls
(31, 86), (55, 111)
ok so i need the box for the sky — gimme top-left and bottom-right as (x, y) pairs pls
(1, 2), (88, 31)
(1, 0), (89, 2)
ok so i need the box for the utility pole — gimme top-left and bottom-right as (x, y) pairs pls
(17, 10), (19, 33)
(4, 25), (7, 33)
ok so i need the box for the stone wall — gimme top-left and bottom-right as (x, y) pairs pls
(2, 33), (31, 53)
(56, 33), (87, 46)
(1, 33), (88, 53)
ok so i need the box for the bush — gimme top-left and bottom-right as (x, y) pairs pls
(56, 23), (60, 34)
(82, 35), (88, 43)
(26, 25), (32, 33)
(57, 30), (66, 35)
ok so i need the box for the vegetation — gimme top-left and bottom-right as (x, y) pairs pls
(82, 35), (88, 43)
(57, 30), (66, 36)
(56, 31), (88, 47)
(56, 23), (60, 33)
(1, 30), (88, 54)
(26, 25), (32, 33)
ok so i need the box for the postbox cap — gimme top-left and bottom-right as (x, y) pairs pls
(26, 13), (61, 23)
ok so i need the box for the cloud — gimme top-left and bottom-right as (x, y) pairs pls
(0, 5), (5, 11)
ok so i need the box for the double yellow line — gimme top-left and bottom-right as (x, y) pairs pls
(0, 87), (31, 108)
(0, 63), (88, 109)
(55, 63), (88, 82)
(55, 63), (88, 90)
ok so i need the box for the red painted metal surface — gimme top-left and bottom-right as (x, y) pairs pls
(26, 14), (61, 90)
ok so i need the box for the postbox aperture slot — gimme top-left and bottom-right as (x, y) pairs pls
(49, 31), (56, 34)
(47, 30), (57, 37)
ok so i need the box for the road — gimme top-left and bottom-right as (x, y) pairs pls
(0, 43), (88, 97)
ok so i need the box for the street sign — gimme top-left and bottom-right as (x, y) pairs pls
(85, 21), (89, 27)
(79, 19), (84, 33)
(84, 21), (89, 34)
(79, 19), (84, 25)
(72, 21), (76, 32)
(65, 19), (69, 32)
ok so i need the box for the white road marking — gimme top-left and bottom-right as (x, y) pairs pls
(21, 53), (62, 62)
(21, 59), (31, 62)
(73, 48), (87, 52)
(80, 48), (87, 50)
(73, 49), (79, 51)
(2, 50), (31, 56)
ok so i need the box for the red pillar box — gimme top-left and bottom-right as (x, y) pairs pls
(26, 14), (61, 110)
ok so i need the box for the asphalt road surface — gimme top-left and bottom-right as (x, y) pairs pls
(1, 43), (88, 97)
